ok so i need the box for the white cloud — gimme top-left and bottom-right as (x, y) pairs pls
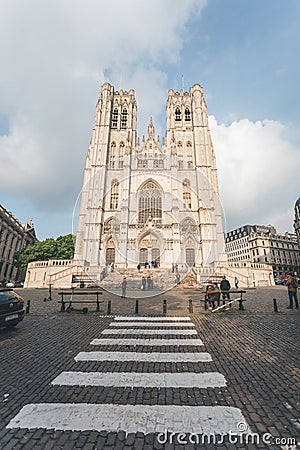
(0, 0), (205, 217)
(210, 116), (300, 233)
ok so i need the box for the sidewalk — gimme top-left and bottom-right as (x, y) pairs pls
(16, 285), (297, 316)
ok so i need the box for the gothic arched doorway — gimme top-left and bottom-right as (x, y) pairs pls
(106, 238), (115, 265)
(186, 248), (195, 267)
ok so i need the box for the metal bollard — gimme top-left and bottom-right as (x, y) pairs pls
(26, 300), (31, 314)
(107, 300), (112, 315)
(273, 298), (278, 313)
(135, 299), (139, 314)
(188, 299), (193, 313)
(163, 299), (167, 315)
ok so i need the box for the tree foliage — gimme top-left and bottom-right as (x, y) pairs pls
(14, 234), (75, 269)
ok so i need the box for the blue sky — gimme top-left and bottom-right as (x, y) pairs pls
(0, 0), (299, 240)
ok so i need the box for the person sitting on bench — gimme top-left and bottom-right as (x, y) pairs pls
(205, 283), (221, 309)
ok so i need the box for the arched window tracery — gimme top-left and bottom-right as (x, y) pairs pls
(185, 108), (191, 121)
(109, 142), (116, 167)
(175, 107), (181, 122)
(138, 180), (162, 224)
(110, 180), (119, 210)
(111, 108), (118, 128)
(183, 179), (191, 209)
(121, 108), (127, 128)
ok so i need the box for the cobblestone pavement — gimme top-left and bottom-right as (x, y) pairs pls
(0, 286), (299, 449)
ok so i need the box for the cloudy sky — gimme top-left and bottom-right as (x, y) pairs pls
(0, 0), (299, 240)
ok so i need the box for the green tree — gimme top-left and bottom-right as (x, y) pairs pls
(14, 234), (75, 269)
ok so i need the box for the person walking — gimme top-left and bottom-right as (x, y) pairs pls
(234, 276), (239, 289)
(137, 264), (141, 273)
(220, 276), (231, 307)
(141, 276), (147, 291)
(147, 275), (152, 290)
(286, 273), (299, 309)
(121, 277), (127, 298)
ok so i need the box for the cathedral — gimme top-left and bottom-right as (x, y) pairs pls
(24, 82), (274, 290)
(74, 82), (228, 284)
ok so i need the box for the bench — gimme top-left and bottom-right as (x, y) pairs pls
(58, 290), (104, 313)
(201, 290), (247, 311)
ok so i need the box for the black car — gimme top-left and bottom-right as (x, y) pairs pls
(0, 288), (25, 328)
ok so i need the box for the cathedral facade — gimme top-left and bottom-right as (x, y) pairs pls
(25, 82), (275, 289)
(74, 82), (228, 282)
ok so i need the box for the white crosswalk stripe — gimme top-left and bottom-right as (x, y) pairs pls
(114, 316), (191, 321)
(52, 371), (226, 388)
(109, 321), (195, 327)
(7, 404), (251, 435)
(74, 351), (212, 362)
(101, 328), (198, 335)
(90, 338), (204, 346)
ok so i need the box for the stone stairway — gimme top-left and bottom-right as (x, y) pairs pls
(100, 268), (176, 297)
(99, 266), (198, 297)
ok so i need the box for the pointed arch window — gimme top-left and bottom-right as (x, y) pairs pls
(119, 141), (125, 157)
(138, 180), (162, 224)
(110, 142), (116, 167)
(121, 108), (127, 128)
(110, 180), (119, 210)
(177, 141), (183, 156)
(183, 179), (191, 208)
(185, 108), (191, 121)
(118, 141), (125, 168)
(175, 107), (181, 122)
(112, 108), (118, 128)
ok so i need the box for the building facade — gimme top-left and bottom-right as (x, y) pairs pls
(24, 82), (274, 290)
(0, 205), (36, 283)
(294, 198), (300, 249)
(225, 224), (300, 276)
(74, 82), (228, 284)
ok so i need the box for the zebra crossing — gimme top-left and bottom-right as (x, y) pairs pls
(7, 316), (251, 439)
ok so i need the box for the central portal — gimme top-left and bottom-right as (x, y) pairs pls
(139, 233), (161, 264)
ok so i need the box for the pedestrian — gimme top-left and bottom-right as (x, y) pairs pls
(234, 276), (239, 289)
(121, 277), (127, 298)
(172, 263), (174, 273)
(147, 275), (152, 290)
(220, 275), (231, 307)
(137, 263), (141, 273)
(205, 283), (220, 309)
(175, 264), (178, 273)
(141, 276), (147, 290)
(174, 274), (180, 285)
(144, 261), (148, 269)
(286, 273), (299, 309)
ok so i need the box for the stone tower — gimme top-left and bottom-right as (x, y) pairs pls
(74, 82), (228, 285)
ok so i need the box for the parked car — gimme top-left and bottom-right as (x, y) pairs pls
(274, 277), (284, 285)
(5, 281), (15, 288)
(0, 288), (25, 328)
